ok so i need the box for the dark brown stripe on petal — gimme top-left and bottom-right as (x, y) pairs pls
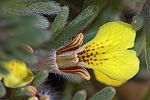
(26, 86), (37, 96)
(59, 66), (90, 80)
(57, 33), (84, 54)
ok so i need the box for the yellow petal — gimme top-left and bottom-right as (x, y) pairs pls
(2, 60), (34, 88)
(84, 21), (136, 50)
(94, 70), (125, 86)
(78, 21), (139, 81)
(79, 50), (139, 81)
(85, 50), (139, 81)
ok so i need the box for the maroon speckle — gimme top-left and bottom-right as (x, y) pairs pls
(94, 59), (97, 61)
(82, 56), (85, 58)
(102, 52), (106, 54)
(103, 58), (108, 60)
(86, 55), (90, 57)
(101, 46), (104, 48)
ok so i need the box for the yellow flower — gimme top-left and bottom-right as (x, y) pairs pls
(31, 21), (139, 86)
(0, 60), (34, 88)
(78, 21), (139, 86)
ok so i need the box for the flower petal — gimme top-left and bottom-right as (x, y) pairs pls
(57, 33), (84, 55)
(2, 60), (34, 88)
(84, 21), (136, 50)
(79, 49), (139, 81)
(94, 70), (125, 86)
(59, 66), (90, 80)
(78, 21), (139, 81)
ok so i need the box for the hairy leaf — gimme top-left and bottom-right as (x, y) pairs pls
(50, 6), (69, 37)
(89, 87), (116, 100)
(134, 31), (145, 56)
(49, 5), (97, 48)
(32, 70), (49, 87)
(72, 90), (87, 100)
(1, 1), (61, 15)
(141, 0), (150, 71)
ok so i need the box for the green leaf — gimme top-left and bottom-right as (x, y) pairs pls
(25, 1), (61, 15)
(84, 32), (96, 43)
(12, 87), (26, 96)
(1, 1), (61, 15)
(89, 87), (116, 100)
(72, 90), (87, 100)
(131, 15), (144, 31)
(141, 0), (150, 71)
(49, 5), (97, 48)
(0, 81), (6, 97)
(35, 15), (49, 29)
(11, 48), (37, 64)
(134, 31), (145, 56)
(50, 6), (69, 36)
(60, 73), (83, 83)
(0, 63), (9, 75)
(8, 16), (50, 46)
(145, 37), (150, 71)
(32, 70), (49, 87)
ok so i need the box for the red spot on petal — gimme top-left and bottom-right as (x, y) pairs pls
(87, 49), (90, 52)
(86, 55), (90, 57)
(94, 59), (97, 61)
(103, 58), (108, 60)
(82, 56), (85, 58)
(90, 53), (93, 56)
